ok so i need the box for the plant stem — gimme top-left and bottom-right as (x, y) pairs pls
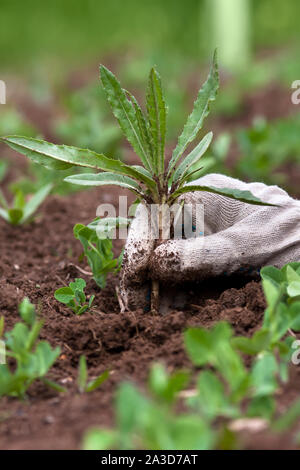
(151, 279), (160, 315)
(150, 199), (165, 315)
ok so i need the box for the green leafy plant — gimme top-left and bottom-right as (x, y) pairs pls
(77, 355), (109, 393)
(233, 263), (300, 359)
(185, 264), (300, 421)
(73, 223), (123, 289)
(0, 184), (52, 225)
(54, 278), (95, 315)
(0, 298), (62, 398)
(83, 263), (300, 450)
(185, 322), (275, 421)
(261, 262), (300, 305)
(83, 364), (215, 451)
(235, 115), (300, 191)
(1, 52), (274, 312)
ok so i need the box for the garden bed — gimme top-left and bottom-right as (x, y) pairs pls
(0, 182), (299, 450)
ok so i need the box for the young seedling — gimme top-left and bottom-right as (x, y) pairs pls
(82, 269), (300, 450)
(231, 262), (300, 385)
(73, 223), (123, 289)
(83, 366), (211, 451)
(1, 52), (274, 312)
(54, 278), (95, 315)
(77, 355), (109, 393)
(0, 184), (52, 225)
(0, 298), (63, 398)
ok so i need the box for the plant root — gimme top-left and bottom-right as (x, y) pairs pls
(151, 279), (160, 315)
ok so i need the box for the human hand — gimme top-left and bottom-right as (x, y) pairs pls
(120, 174), (300, 310)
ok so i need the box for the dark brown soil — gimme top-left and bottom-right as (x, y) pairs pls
(0, 168), (299, 450)
(0, 73), (299, 449)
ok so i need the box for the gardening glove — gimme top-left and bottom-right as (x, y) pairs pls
(120, 174), (300, 310)
(120, 202), (155, 311)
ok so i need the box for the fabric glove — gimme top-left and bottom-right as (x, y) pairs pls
(120, 174), (300, 310)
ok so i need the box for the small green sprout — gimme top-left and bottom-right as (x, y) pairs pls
(0, 184), (52, 225)
(77, 355), (109, 393)
(83, 269), (300, 450)
(74, 223), (123, 289)
(0, 298), (62, 398)
(54, 278), (95, 315)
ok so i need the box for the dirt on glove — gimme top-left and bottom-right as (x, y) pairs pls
(0, 185), (300, 450)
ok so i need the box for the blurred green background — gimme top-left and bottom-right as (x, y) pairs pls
(0, 0), (299, 72)
(0, 0), (299, 196)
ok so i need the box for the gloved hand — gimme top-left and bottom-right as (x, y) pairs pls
(120, 174), (300, 311)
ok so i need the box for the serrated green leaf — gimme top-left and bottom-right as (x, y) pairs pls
(1, 136), (156, 194)
(168, 50), (219, 174)
(170, 131), (213, 185)
(168, 184), (277, 206)
(64, 172), (143, 196)
(146, 67), (167, 175)
(125, 90), (153, 171)
(100, 65), (151, 169)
